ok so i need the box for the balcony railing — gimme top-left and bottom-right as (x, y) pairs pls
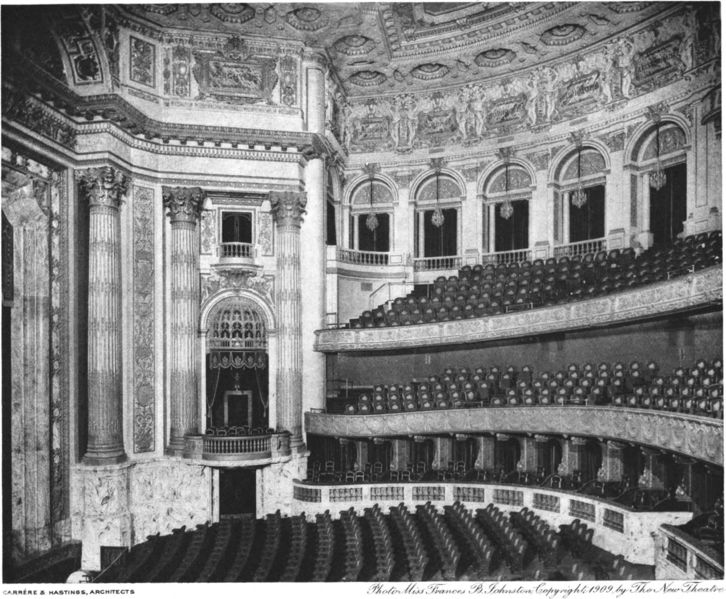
(480, 249), (532, 265)
(413, 256), (462, 271)
(190, 431), (291, 462)
(658, 524), (724, 579)
(336, 248), (390, 266)
(553, 237), (606, 258)
(219, 242), (255, 260)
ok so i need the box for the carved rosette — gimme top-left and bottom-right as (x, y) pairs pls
(163, 186), (205, 456)
(270, 191), (307, 229)
(77, 166), (130, 465)
(162, 186), (204, 225)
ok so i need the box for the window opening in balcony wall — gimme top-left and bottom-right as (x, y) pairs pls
(482, 163), (532, 253)
(349, 178), (394, 253)
(221, 211), (253, 259)
(414, 172), (462, 268)
(554, 146), (607, 247)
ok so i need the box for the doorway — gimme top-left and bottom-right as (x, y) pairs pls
(219, 468), (257, 516)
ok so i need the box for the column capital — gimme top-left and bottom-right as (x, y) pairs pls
(302, 49), (328, 70)
(534, 434), (551, 443)
(162, 186), (205, 224)
(569, 436), (587, 446)
(77, 166), (129, 209)
(606, 440), (627, 451)
(270, 191), (307, 227)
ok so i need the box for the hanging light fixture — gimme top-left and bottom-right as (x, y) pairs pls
(650, 121), (668, 191)
(499, 162), (514, 220)
(431, 167), (445, 228)
(365, 173), (379, 231)
(571, 146), (588, 209)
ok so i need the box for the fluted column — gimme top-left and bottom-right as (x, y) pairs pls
(271, 191), (307, 448)
(78, 167), (129, 465)
(163, 186), (204, 456)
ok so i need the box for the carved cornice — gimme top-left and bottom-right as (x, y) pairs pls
(315, 266), (723, 352)
(162, 186), (205, 224)
(76, 166), (129, 209)
(305, 407), (723, 466)
(270, 191), (307, 228)
(3, 53), (319, 152)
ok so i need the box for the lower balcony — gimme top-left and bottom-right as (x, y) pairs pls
(184, 431), (291, 465)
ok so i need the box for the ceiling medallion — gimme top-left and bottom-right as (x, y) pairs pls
(349, 70), (387, 87)
(139, 4), (178, 16)
(333, 35), (376, 56)
(209, 4), (255, 25)
(474, 48), (516, 68)
(411, 63), (450, 81)
(608, 2), (649, 13)
(286, 7), (329, 32)
(540, 24), (587, 46)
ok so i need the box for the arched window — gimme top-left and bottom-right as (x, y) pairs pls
(555, 147), (607, 246)
(413, 172), (462, 266)
(482, 163), (532, 254)
(349, 177), (394, 252)
(207, 303), (267, 367)
(633, 122), (688, 246)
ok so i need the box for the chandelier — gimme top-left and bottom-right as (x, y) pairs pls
(650, 122), (667, 191)
(499, 162), (514, 220)
(365, 174), (379, 231)
(432, 168), (445, 228)
(571, 146), (588, 209)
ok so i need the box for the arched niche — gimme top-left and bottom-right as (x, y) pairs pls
(345, 176), (397, 252)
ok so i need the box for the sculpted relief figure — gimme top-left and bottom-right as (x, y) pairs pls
(678, 9), (697, 71)
(541, 66), (559, 122)
(524, 70), (541, 126)
(390, 94), (418, 152)
(616, 38), (635, 98)
(469, 85), (487, 137)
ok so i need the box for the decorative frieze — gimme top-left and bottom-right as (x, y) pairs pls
(132, 186), (155, 453)
(306, 407), (723, 467)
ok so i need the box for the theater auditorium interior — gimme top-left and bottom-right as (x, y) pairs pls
(1, 1), (723, 586)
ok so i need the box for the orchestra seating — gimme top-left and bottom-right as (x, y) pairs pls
(346, 232), (721, 329)
(340, 357), (723, 419)
(100, 503), (661, 582)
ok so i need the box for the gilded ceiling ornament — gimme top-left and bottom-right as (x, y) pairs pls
(349, 70), (387, 87)
(410, 63), (450, 81)
(333, 35), (376, 56)
(608, 2), (649, 13)
(474, 48), (517, 68)
(286, 7), (329, 32)
(209, 3), (255, 25)
(540, 24), (587, 46)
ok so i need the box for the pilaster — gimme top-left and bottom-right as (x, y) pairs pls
(599, 440), (626, 482)
(474, 436), (496, 471)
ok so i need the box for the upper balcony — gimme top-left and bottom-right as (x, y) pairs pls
(184, 429), (291, 467)
(214, 242), (261, 274)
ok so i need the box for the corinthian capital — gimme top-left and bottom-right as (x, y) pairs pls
(162, 186), (205, 224)
(270, 191), (307, 227)
(77, 166), (129, 209)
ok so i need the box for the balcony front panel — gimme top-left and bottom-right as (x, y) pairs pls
(290, 479), (692, 565)
(185, 432), (291, 465)
(305, 406), (723, 466)
(315, 265), (722, 352)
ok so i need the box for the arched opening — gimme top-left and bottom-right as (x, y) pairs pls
(349, 177), (394, 253)
(205, 300), (269, 432)
(482, 163), (531, 254)
(413, 172), (462, 266)
(554, 146), (607, 248)
(634, 123), (689, 246)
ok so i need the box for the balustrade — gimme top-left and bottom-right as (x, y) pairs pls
(219, 242), (254, 259)
(480, 248), (532, 265)
(336, 248), (390, 266)
(553, 238), (606, 258)
(413, 256), (462, 271)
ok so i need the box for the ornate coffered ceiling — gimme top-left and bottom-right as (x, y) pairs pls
(116, 2), (684, 97)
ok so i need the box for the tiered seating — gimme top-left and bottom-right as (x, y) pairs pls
(476, 504), (529, 573)
(339, 507), (364, 581)
(363, 504), (395, 581)
(252, 511), (282, 582)
(341, 357), (723, 419)
(347, 232), (721, 329)
(196, 519), (234, 582)
(223, 515), (257, 582)
(415, 502), (460, 579)
(389, 503), (428, 581)
(511, 508), (562, 567)
(279, 514), (307, 582)
(103, 506), (662, 582)
(168, 523), (213, 582)
(309, 511), (334, 581)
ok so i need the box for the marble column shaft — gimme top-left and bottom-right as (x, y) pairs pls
(271, 191), (306, 448)
(163, 186), (203, 456)
(78, 167), (128, 465)
(474, 436), (496, 470)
